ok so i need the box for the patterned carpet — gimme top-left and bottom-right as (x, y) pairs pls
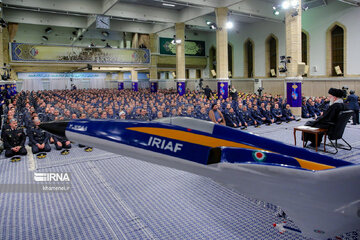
(0, 120), (359, 240)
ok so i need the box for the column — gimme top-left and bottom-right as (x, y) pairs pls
(131, 69), (138, 92)
(175, 23), (186, 96)
(149, 33), (158, 93)
(0, 2), (5, 68)
(117, 72), (124, 90)
(0, 13), (11, 82)
(150, 68), (158, 93)
(285, 0), (302, 116)
(215, 7), (229, 99)
(132, 33), (139, 49)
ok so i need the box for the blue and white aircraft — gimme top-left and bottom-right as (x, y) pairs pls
(40, 117), (360, 239)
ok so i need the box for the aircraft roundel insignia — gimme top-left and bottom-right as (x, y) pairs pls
(252, 151), (266, 162)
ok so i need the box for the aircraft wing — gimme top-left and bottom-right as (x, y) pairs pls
(40, 117), (360, 239)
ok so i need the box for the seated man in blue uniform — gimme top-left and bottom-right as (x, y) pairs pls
(138, 109), (150, 121)
(283, 104), (296, 122)
(28, 117), (51, 154)
(242, 106), (259, 127)
(53, 135), (72, 151)
(251, 105), (266, 125)
(196, 107), (210, 121)
(263, 105), (275, 125)
(307, 99), (323, 119)
(184, 107), (196, 118)
(304, 88), (347, 147)
(235, 106), (247, 129)
(302, 100), (310, 118)
(3, 118), (28, 158)
(224, 107), (242, 128)
(271, 103), (285, 124)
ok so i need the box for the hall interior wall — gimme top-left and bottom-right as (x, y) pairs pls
(10, 0), (360, 96)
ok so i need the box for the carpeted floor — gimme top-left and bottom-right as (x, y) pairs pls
(0, 119), (359, 240)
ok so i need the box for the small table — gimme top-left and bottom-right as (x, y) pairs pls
(294, 126), (328, 152)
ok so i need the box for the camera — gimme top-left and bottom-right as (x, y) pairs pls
(279, 56), (291, 73)
(342, 86), (349, 98)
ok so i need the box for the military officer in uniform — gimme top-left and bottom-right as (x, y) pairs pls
(251, 105), (266, 125)
(28, 118), (51, 154)
(53, 135), (72, 151)
(271, 103), (285, 124)
(224, 107), (242, 128)
(302, 100), (310, 118)
(345, 90), (359, 125)
(3, 118), (27, 158)
(283, 104), (296, 122)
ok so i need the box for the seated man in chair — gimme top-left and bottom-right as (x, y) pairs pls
(304, 88), (347, 147)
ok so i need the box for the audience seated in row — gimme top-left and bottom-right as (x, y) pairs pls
(0, 87), (334, 159)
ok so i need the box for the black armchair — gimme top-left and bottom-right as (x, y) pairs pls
(326, 110), (353, 154)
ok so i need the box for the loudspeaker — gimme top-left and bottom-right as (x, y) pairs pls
(304, 65), (309, 75)
(297, 62), (306, 76)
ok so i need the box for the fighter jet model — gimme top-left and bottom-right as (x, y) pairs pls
(40, 117), (360, 239)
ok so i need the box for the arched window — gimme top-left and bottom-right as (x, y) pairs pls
(244, 39), (254, 78)
(265, 35), (278, 77)
(209, 44), (233, 78)
(331, 25), (344, 76)
(228, 44), (233, 78)
(326, 23), (346, 76)
(209, 46), (216, 78)
(302, 31), (309, 76)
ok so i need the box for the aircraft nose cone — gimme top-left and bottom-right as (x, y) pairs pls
(40, 120), (69, 137)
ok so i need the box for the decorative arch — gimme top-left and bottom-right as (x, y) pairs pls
(243, 38), (255, 78)
(209, 46), (216, 78)
(326, 22), (347, 76)
(228, 42), (234, 78)
(265, 34), (279, 78)
(302, 29), (310, 76)
(208, 44), (233, 78)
